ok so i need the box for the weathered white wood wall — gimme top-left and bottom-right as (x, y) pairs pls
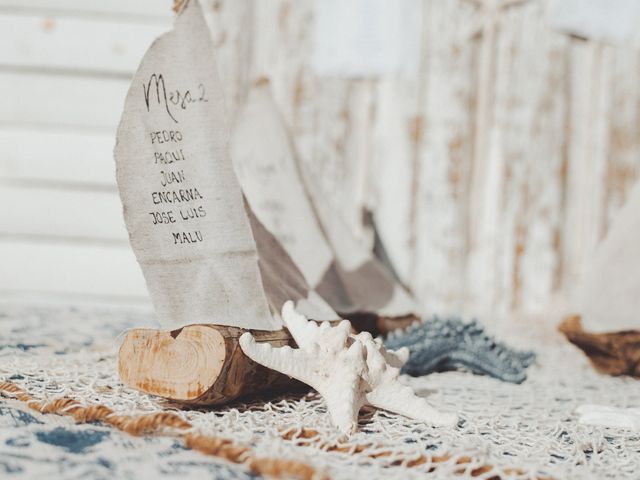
(2, 0), (639, 322)
(243, 0), (640, 321)
(0, 0), (172, 305)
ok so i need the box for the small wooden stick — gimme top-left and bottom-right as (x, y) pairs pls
(118, 316), (417, 405)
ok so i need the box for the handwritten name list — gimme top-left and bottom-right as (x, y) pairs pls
(114, 0), (282, 331)
(147, 127), (207, 245)
(142, 71), (210, 246)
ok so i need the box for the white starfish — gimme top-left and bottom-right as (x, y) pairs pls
(355, 330), (458, 428)
(576, 404), (640, 431)
(240, 302), (458, 435)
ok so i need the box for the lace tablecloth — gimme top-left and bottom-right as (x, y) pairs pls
(1, 304), (639, 479)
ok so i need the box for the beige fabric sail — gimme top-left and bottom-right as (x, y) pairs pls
(232, 82), (416, 318)
(246, 203), (337, 321)
(314, 202), (417, 318)
(579, 180), (640, 333)
(231, 80), (334, 289)
(115, 0), (297, 331)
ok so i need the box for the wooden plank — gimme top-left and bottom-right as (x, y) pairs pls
(202, 0), (253, 117)
(0, 13), (169, 75)
(299, 79), (376, 250)
(465, 0), (512, 319)
(369, 77), (420, 285)
(488, 1), (568, 315)
(561, 44), (640, 304)
(0, 128), (116, 186)
(250, 0), (313, 126)
(0, 185), (127, 241)
(0, 0), (172, 20)
(550, 0), (640, 48)
(311, 0), (421, 77)
(462, 0), (576, 319)
(250, 0), (318, 163)
(0, 0), (637, 316)
(251, 0), (375, 249)
(0, 72), (129, 130)
(412, 0), (476, 315)
(561, 41), (611, 296)
(603, 48), (640, 228)
(0, 239), (147, 299)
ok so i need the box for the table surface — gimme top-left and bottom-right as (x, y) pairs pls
(1, 304), (639, 480)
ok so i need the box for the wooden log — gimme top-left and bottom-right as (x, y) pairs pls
(559, 315), (640, 378)
(118, 325), (298, 405)
(118, 315), (417, 405)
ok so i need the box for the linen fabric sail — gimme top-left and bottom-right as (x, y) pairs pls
(247, 203), (337, 322)
(579, 180), (640, 333)
(114, 0), (332, 330)
(232, 81), (417, 319)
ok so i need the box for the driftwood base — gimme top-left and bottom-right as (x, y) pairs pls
(119, 325), (298, 405)
(119, 315), (416, 405)
(559, 315), (640, 378)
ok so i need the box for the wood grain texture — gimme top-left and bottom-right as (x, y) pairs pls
(0, 186), (126, 241)
(470, 0), (568, 317)
(0, 240), (147, 299)
(3, 0), (640, 320)
(0, 0), (173, 18)
(118, 315), (416, 404)
(118, 325), (296, 404)
(0, 128), (117, 187)
(0, 13), (169, 74)
(0, 72), (129, 130)
(413, 0), (477, 316)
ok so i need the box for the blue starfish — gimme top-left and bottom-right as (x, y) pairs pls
(383, 317), (535, 384)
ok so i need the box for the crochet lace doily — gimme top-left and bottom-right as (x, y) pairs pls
(1, 304), (639, 479)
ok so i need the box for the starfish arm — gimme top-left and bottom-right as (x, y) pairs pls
(383, 346), (410, 368)
(365, 339), (387, 372)
(244, 304), (459, 435)
(282, 301), (351, 354)
(239, 333), (317, 387)
(281, 300), (321, 349)
(355, 331), (408, 368)
(365, 382), (458, 427)
(320, 382), (364, 436)
(321, 320), (352, 355)
(319, 341), (367, 435)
